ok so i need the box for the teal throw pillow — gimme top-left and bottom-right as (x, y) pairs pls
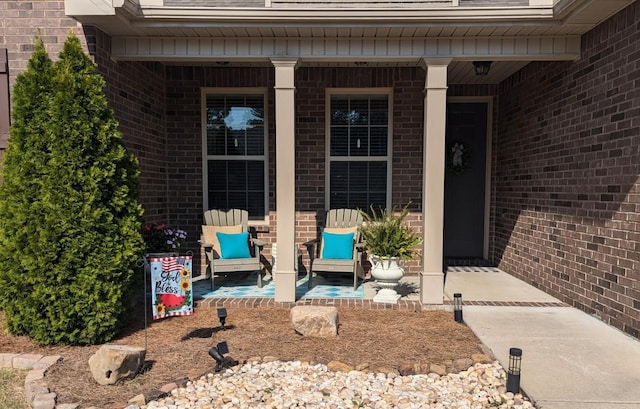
(216, 231), (251, 259)
(321, 231), (355, 259)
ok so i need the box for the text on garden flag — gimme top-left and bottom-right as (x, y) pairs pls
(149, 255), (193, 320)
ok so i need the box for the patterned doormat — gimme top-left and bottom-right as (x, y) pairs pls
(193, 274), (364, 300)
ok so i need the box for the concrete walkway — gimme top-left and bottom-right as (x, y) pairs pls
(443, 266), (640, 409)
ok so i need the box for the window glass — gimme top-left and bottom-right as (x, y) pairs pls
(204, 92), (267, 220)
(328, 92), (390, 211)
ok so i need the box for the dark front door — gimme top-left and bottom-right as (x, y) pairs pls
(444, 102), (488, 259)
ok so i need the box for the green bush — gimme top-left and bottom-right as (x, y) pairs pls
(0, 33), (145, 345)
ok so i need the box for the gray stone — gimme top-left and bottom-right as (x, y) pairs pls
(25, 369), (46, 383)
(31, 392), (56, 409)
(290, 306), (338, 337)
(54, 404), (79, 409)
(13, 353), (44, 369)
(452, 358), (474, 373)
(127, 393), (146, 406)
(88, 345), (146, 386)
(25, 380), (49, 404)
(0, 353), (18, 368)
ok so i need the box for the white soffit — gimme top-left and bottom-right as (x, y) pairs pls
(110, 35), (581, 62)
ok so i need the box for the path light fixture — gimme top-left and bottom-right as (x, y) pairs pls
(453, 293), (463, 323)
(208, 341), (239, 372)
(506, 347), (523, 393)
(473, 61), (492, 76)
(217, 308), (227, 330)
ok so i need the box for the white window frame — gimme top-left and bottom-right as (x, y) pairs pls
(325, 88), (393, 211)
(201, 87), (269, 224)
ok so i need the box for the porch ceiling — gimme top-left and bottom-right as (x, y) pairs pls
(66, 0), (634, 84)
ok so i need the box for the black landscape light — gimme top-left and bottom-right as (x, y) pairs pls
(217, 308), (227, 330)
(453, 293), (463, 323)
(506, 347), (523, 393)
(208, 341), (238, 372)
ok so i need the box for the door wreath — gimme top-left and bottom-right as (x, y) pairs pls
(446, 141), (471, 175)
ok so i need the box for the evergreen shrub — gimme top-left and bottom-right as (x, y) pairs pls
(0, 33), (145, 345)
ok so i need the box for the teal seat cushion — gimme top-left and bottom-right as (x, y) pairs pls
(216, 231), (251, 259)
(321, 231), (355, 259)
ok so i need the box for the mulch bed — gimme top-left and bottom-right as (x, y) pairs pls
(1, 304), (487, 409)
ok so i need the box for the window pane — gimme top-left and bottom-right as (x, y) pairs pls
(330, 162), (348, 190)
(330, 96), (349, 125)
(330, 127), (348, 156)
(330, 191), (348, 209)
(207, 160), (265, 219)
(246, 126), (264, 156)
(247, 161), (264, 190)
(348, 162), (368, 189)
(349, 98), (369, 125)
(206, 96), (227, 155)
(370, 127), (387, 156)
(349, 127), (369, 157)
(328, 93), (390, 211)
(369, 162), (387, 191)
(329, 161), (387, 211)
(370, 97), (388, 125)
(205, 92), (267, 219)
(227, 161), (247, 191)
(227, 129), (246, 156)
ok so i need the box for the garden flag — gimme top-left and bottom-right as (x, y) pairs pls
(149, 255), (193, 320)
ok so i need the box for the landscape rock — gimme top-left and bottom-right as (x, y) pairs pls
(290, 306), (338, 337)
(88, 345), (146, 386)
(327, 360), (354, 372)
(471, 353), (493, 364)
(141, 360), (536, 409)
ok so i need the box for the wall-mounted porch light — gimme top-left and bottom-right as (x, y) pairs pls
(473, 61), (492, 76)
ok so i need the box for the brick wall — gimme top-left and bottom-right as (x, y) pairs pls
(1, 1), (82, 89)
(89, 30), (168, 225)
(493, 2), (640, 338)
(1, 2), (171, 263)
(164, 66), (429, 274)
(296, 67), (426, 273)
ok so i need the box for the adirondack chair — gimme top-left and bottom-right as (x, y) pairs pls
(303, 208), (364, 290)
(200, 209), (265, 290)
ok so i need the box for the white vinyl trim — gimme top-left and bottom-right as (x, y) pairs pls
(110, 36), (581, 62)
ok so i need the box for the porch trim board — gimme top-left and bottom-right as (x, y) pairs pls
(272, 57), (298, 303)
(420, 57), (449, 305)
(109, 36), (581, 62)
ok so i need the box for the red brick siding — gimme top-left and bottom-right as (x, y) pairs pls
(1, 2), (170, 248)
(164, 67), (276, 273)
(1, 1), (81, 89)
(295, 67), (426, 274)
(89, 30), (168, 225)
(163, 66), (429, 274)
(493, 2), (640, 338)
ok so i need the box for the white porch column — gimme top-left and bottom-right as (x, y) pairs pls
(420, 58), (450, 305)
(271, 58), (298, 303)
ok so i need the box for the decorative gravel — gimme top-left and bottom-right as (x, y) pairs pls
(134, 360), (535, 409)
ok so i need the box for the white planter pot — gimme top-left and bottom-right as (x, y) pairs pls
(370, 256), (404, 303)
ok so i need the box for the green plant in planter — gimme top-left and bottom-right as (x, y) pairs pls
(359, 203), (423, 261)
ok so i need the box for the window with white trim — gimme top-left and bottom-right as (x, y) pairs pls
(327, 90), (391, 211)
(203, 90), (267, 221)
